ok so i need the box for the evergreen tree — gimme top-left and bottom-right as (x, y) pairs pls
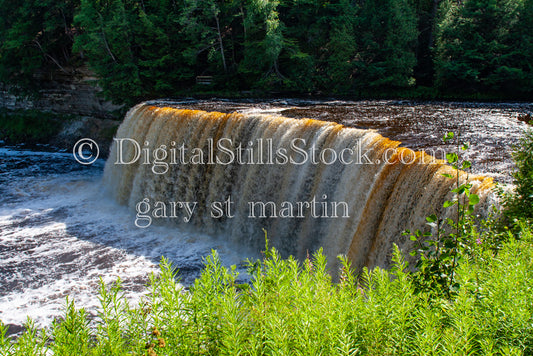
(0, 0), (79, 94)
(434, 0), (531, 96)
(0, 0), (529, 101)
(133, 0), (196, 94)
(413, 0), (441, 86)
(277, 0), (333, 91)
(352, 0), (418, 90)
(496, 0), (533, 95)
(180, 0), (251, 87)
(322, 0), (359, 92)
(180, 0), (228, 76)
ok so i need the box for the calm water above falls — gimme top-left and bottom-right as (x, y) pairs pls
(0, 100), (531, 331)
(171, 99), (533, 183)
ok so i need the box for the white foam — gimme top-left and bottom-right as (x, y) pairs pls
(0, 149), (249, 328)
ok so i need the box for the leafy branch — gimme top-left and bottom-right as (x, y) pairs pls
(405, 131), (479, 298)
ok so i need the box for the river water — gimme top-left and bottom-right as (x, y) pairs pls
(0, 100), (531, 332)
(0, 147), (248, 332)
(169, 99), (533, 183)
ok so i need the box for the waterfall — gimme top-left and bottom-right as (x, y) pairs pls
(103, 103), (495, 271)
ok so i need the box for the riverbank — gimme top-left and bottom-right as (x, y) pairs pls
(0, 108), (119, 158)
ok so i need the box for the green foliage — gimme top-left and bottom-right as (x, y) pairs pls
(276, 0), (419, 93)
(406, 132), (483, 298)
(503, 129), (533, 223)
(352, 0), (418, 89)
(322, 0), (359, 92)
(434, 0), (533, 97)
(1, 0), (531, 100)
(0, 109), (65, 144)
(412, 0), (441, 86)
(0, 0), (79, 95)
(73, 0), (181, 106)
(239, 0), (285, 86)
(1, 229), (533, 355)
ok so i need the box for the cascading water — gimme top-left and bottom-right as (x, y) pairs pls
(104, 104), (496, 272)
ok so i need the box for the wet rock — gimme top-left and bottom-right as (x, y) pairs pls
(4, 324), (25, 338)
(52, 117), (119, 158)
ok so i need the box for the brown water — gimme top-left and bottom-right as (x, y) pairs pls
(157, 99), (532, 183)
(104, 104), (497, 278)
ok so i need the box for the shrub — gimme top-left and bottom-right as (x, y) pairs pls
(503, 129), (533, 223)
(405, 132), (482, 298)
(0, 109), (65, 144)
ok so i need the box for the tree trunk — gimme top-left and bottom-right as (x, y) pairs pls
(428, 0), (441, 48)
(215, 15), (227, 73)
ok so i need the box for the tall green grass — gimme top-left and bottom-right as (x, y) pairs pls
(1, 224), (532, 355)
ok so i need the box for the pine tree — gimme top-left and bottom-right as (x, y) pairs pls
(413, 0), (442, 86)
(322, 0), (359, 92)
(434, 0), (530, 96)
(0, 0), (79, 94)
(353, 0), (418, 89)
(74, 0), (200, 105)
(74, 0), (142, 105)
(277, 0), (333, 91)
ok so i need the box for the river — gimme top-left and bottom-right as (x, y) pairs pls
(0, 99), (531, 332)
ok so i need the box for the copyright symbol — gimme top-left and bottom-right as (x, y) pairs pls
(73, 138), (99, 165)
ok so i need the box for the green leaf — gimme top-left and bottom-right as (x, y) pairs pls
(426, 214), (438, 223)
(469, 194), (480, 205)
(443, 241), (455, 249)
(443, 132), (454, 142)
(443, 200), (456, 208)
(446, 152), (458, 164)
(462, 160), (472, 169)
(409, 235), (417, 241)
(441, 173), (454, 179)
(454, 185), (466, 195)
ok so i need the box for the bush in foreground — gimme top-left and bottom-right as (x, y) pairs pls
(503, 129), (533, 224)
(1, 222), (532, 355)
